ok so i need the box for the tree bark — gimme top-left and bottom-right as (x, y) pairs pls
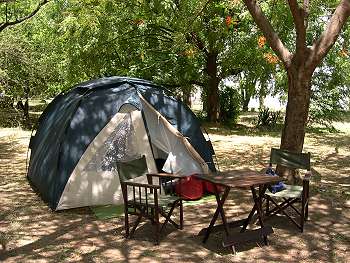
(17, 99), (30, 120)
(23, 99), (30, 120)
(241, 89), (250, 112)
(277, 62), (312, 182)
(281, 65), (312, 152)
(182, 88), (192, 107)
(258, 80), (267, 110)
(241, 82), (254, 112)
(206, 52), (220, 122)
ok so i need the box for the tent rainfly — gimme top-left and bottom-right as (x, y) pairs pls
(27, 77), (216, 211)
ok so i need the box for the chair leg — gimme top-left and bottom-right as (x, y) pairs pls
(305, 185), (310, 221)
(154, 206), (160, 245)
(300, 208), (304, 233)
(268, 197), (302, 230)
(266, 197), (270, 216)
(160, 202), (178, 233)
(305, 199), (309, 221)
(122, 185), (129, 238)
(180, 199), (183, 230)
(130, 207), (145, 238)
(301, 189), (307, 233)
(124, 207), (129, 238)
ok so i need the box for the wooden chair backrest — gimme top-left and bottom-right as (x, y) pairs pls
(270, 148), (311, 171)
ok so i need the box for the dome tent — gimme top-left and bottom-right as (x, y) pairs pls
(27, 77), (216, 211)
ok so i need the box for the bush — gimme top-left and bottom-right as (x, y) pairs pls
(256, 108), (281, 128)
(219, 86), (241, 126)
(0, 95), (14, 109)
(193, 109), (207, 123)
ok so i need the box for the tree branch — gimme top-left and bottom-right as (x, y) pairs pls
(186, 31), (209, 55)
(0, 0), (49, 32)
(160, 80), (205, 89)
(303, 0), (310, 29)
(243, 0), (292, 68)
(121, 33), (173, 43)
(308, 0), (350, 69)
(288, 0), (307, 54)
(185, 0), (211, 32)
(219, 67), (242, 80)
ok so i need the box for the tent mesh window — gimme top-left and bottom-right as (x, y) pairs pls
(86, 113), (139, 172)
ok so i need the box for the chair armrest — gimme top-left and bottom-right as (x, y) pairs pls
(147, 173), (187, 179)
(123, 181), (161, 190)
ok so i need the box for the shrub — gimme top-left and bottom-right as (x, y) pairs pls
(256, 108), (281, 128)
(219, 87), (241, 126)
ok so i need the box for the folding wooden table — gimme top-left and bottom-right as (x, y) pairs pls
(195, 171), (284, 253)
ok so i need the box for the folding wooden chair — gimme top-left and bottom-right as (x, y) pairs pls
(264, 148), (312, 232)
(116, 156), (184, 244)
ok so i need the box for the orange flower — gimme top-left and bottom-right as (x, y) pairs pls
(225, 16), (232, 27)
(184, 48), (195, 58)
(131, 19), (144, 25)
(340, 48), (349, 57)
(258, 36), (266, 48)
(263, 52), (279, 64)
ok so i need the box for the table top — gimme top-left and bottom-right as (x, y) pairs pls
(195, 170), (284, 189)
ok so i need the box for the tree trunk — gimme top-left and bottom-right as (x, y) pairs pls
(182, 88), (192, 107)
(241, 86), (253, 112)
(279, 65), (312, 182)
(206, 52), (220, 122)
(281, 67), (312, 152)
(258, 93), (265, 111)
(241, 89), (250, 112)
(258, 80), (267, 110)
(24, 99), (29, 120)
(17, 99), (30, 120)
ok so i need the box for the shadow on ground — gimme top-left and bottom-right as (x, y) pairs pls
(0, 129), (349, 262)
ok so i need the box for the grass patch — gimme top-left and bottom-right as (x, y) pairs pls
(90, 205), (124, 219)
(140, 249), (159, 258)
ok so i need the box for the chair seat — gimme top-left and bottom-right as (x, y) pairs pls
(128, 194), (181, 210)
(265, 184), (303, 199)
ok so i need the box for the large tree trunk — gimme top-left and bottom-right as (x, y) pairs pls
(206, 52), (220, 122)
(241, 89), (250, 112)
(281, 66), (312, 152)
(279, 64), (312, 182)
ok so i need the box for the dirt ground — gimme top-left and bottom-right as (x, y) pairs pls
(0, 124), (349, 263)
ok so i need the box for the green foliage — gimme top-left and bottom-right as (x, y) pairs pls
(219, 85), (241, 126)
(309, 43), (350, 131)
(0, 33), (44, 99)
(0, 0), (349, 131)
(0, 0), (47, 31)
(256, 108), (281, 128)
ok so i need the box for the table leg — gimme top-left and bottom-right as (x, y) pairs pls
(215, 185), (230, 237)
(202, 186), (230, 243)
(251, 185), (269, 245)
(240, 185), (268, 232)
(240, 202), (257, 233)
